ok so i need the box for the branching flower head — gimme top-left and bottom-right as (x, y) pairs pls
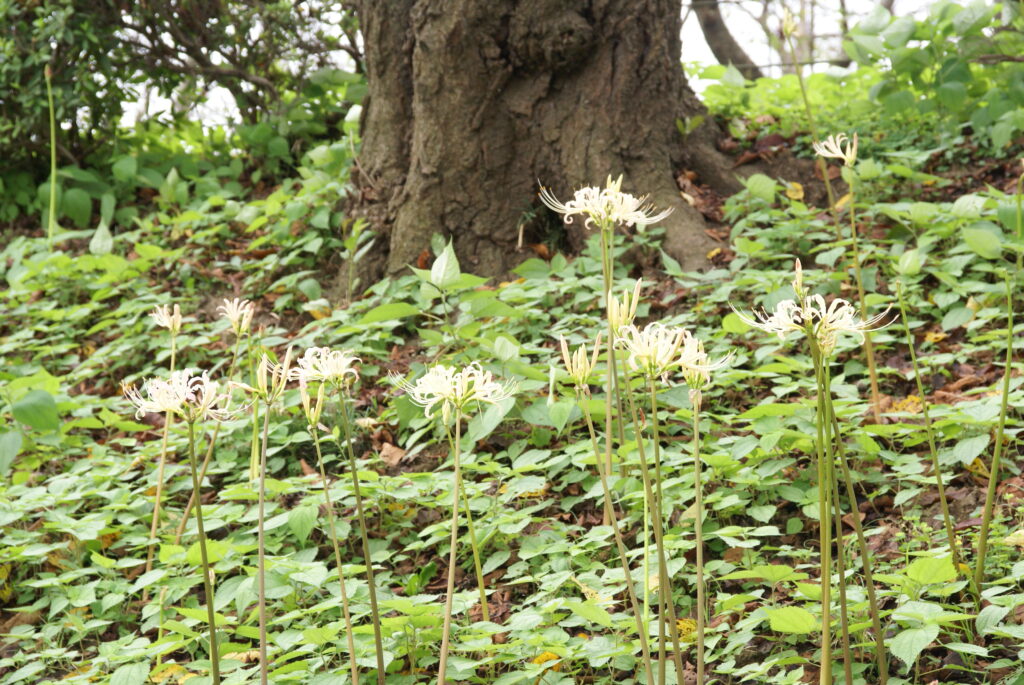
(813, 133), (858, 167)
(390, 362), (517, 423)
(150, 304), (183, 335)
(559, 333), (602, 391)
(539, 175), (672, 232)
(292, 347), (360, 387)
(218, 298), (255, 337)
(607, 280), (643, 335)
(617, 322), (689, 381)
(123, 369), (232, 423)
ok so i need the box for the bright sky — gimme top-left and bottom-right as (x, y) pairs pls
(125, 0), (930, 128)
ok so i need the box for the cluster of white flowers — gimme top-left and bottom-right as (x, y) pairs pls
(292, 347), (360, 386)
(539, 175), (673, 232)
(392, 362), (517, 423)
(150, 304), (183, 335)
(218, 298), (255, 337)
(123, 369), (231, 423)
(733, 260), (890, 356)
(616, 322), (731, 387)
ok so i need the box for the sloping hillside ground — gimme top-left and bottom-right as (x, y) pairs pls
(2, 7), (1024, 685)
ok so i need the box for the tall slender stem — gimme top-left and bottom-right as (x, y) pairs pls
(600, 228), (617, 524)
(311, 426), (359, 685)
(257, 407), (271, 684)
(143, 412), (173, 605)
(579, 396), (655, 684)
(896, 283), (961, 567)
(447, 427), (490, 625)
(338, 397), (386, 683)
(186, 420), (221, 685)
(808, 342), (832, 685)
(624, 378), (686, 685)
(974, 275), (1015, 589)
(786, 33), (837, 222)
(691, 394), (706, 684)
(848, 198), (882, 424)
(437, 413), (463, 685)
(45, 64), (57, 245)
(829, 422), (853, 685)
(825, 385), (889, 683)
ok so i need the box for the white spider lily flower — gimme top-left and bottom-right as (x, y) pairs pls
(677, 336), (733, 389)
(560, 333), (603, 390)
(150, 304), (183, 335)
(123, 369), (232, 422)
(539, 175), (672, 231)
(731, 298), (809, 341)
(390, 362), (516, 423)
(807, 295), (891, 356)
(218, 298), (255, 336)
(617, 323), (689, 381)
(292, 347), (360, 386)
(122, 369), (193, 418)
(813, 133), (858, 167)
(607, 280), (643, 335)
(235, 350), (293, 402)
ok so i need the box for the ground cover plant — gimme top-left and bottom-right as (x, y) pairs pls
(3, 3), (1024, 684)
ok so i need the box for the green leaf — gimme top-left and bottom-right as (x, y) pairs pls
(0, 431), (23, 475)
(547, 399), (575, 435)
(962, 221), (1004, 259)
(745, 174), (778, 204)
(766, 606), (817, 634)
(62, 187), (92, 228)
(896, 248), (923, 276)
(722, 312), (750, 334)
(112, 156), (138, 183)
(888, 624), (940, 668)
(565, 600), (614, 628)
(430, 241), (461, 290)
(941, 306), (973, 331)
(906, 556), (956, 585)
(11, 390), (60, 432)
(936, 82), (967, 112)
(951, 435), (989, 465)
(288, 504), (318, 543)
(186, 539), (229, 566)
(109, 663), (148, 685)
(303, 625), (338, 646)
(358, 302), (420, 324)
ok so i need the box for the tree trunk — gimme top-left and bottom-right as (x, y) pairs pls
(356, 0), (733, 280)
(693, 0), (764, 80)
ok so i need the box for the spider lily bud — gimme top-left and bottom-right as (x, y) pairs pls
(607, 280), (643, 336)
(150, 304), (183, 335)
(559, 333), (603, 391)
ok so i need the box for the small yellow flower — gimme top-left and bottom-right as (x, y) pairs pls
(891, 395), (923, 414)
(676, 618), (698, 643)
(531, 651), (562, 671)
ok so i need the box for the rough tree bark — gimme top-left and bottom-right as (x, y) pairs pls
(693, 0), (764, 80)
(356, 0), (738, 279)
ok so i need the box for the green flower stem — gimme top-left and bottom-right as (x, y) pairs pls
(143, 411), (174, 606)
(257, 405), (272, 684)
(437, 411), (463, 685)
(1016, 169), (1023, 271)
(690, 394), (706, 684)
(579, 394), (655, 685)
(310, 424), (359, 685)
(823, 375), (888, 683)
(338, 396), (386, 684)
(624, 377), (686, 685)
(785, 32), (837, 223)
(445, 424), (489, 624)
(45, 64), (57, 245)
(186, 420), (221, 685)
(829, 428), (853, 685)
(847, 195), (883, 425)
(599, 227), (618, 523)
(974, 275), (1015, 590)
(808, 340), (833, 685)
(896, 282), (961, 568)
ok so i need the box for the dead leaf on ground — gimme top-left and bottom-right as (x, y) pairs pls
(380, 442), (407, 467)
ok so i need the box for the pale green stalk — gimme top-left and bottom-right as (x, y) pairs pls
(143, 331), (178, 604)
(623, 377), (686, 685)
(846, 189), (883, 424)
(186, 420), (221, 684)
(445, 424), (489, 624)
(437, 412), (463, 685)
(807, 338), (833, 685)
(974, 275), (1015, 589)
(896, 282), (960, 568)
(829, 422), (853, 685)
(579, 394), (655, 684)
(45, 65), (57, 245)
(1016, 169), (1023, 271)
(310, 420), (359, 684)
(823, 371), (888, 683)
(599, 226), (617, 523)
(690, 393), (706, 684)
(338, 396), (386, 683)
(256, 406), (271, 684)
